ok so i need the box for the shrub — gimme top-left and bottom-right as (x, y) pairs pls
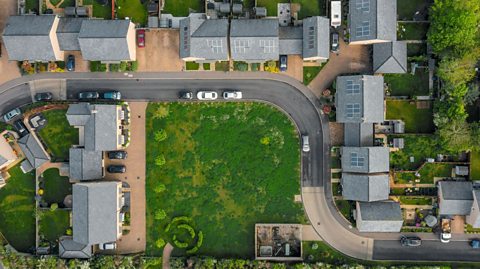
(119, 61), (128, 72)
(66, 228), (72, 236)
(172, 235), (189, 248)
(154, 209), (167, 220)
(155, 155), (166, 166)
(154, 184), (166, 193)
(260, 137), (270, 145)
(178, 224), (195, 238)
(109, 64), (120, 72)
(128, 61), (138, 71)
(154, 129), (167, 142)
(90, 61), (107, 72)
(155, 238), (166, 249)
(50, 203), (58, 212)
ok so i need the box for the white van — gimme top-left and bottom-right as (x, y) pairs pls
(331, 1), (342, 28)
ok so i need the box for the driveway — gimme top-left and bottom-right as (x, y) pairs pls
(104, 102), (147, 254)
(64, 51), (89, 72)
(136, 29), (183, 72)
(0, 0), (21, 86)
(284, 55), (303, 82)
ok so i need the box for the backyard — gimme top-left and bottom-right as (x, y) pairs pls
(83, 0), (111, 19)
(394, 163), (455, 184)
(39, 210), (70, 243)
(38, 109), (78, 162)
(389, 135), (446, 171)
(386, 100), (434, 133)
(145, 102), (304, 258)
(0, 166), (36, 253)
(40, 168), (71, 206)
(384, 69), (430, 96)
(256, 0), (325, 17)
(397, 22), (429, 41)
(471, 151), (480, 180)
(396, 0), (429, 20)
(162, 0), (204, 16)
(116, 0), (148, 25)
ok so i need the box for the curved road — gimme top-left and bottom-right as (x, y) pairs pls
(1, 72), (480, 262)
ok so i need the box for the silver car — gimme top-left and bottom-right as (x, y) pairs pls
(223, 91), (243, 99)
(197, 91), (218, 100)
(302, 135), (310, 152)
(3, 108), (21, 122)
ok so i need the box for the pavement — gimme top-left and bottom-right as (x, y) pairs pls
(136, 29), (184, 72)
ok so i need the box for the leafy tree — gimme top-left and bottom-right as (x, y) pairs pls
(155, 155), (166, 166)
(437, 119), (471, 152)
(154, 209), (167, 220)
(155, 238), (166, 248)
(434, 97), (467, 127)
(464, 84), (480, 105)
(437, 55), (477, 87)
(154, 183), (166, 193)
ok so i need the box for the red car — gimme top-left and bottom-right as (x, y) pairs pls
(137, 29), (145, 48)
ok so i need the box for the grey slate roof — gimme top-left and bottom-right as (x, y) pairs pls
(69, 148), (103, 181)
(438, 181), (473, 216)
(2, 15), (60, 61)
(179, 14), (229, 61)
(302, 16), (330, 60)
(373, 41), (407, 74)
(56, 18), (85, 51)
(343, 123), (374, 147)
(18, 134), (50, 169)
(73, 181), (120, 245)
(349, 0), (396, 43)
(357, 201), (403, 221)
(59, 236), (92, 259)
(342, 173), (389, 202)
(335, 75), (384, 123)
(230, 19), (279, 61)
(279, 27), (302, 55)
(341, 147), (389, 173)
(78, 20), (134, 61)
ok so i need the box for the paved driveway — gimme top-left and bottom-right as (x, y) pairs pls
(0, 0), (21, 86)
(284, 55), (303, 82)
(136, 29), (183, 72)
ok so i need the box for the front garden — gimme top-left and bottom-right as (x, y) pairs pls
(145, 102), (304, 257)
(385, 100), (434, 133)
(38, 109), (78, 161)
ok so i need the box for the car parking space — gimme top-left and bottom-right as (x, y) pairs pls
(136, 29), (183, 72)
(284, 55), (303, 82)
(64, 51), (89, 72)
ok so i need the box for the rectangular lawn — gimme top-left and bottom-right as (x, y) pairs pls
(41, 168), (72, 206)
(384, 69), (429, 96)
(397, 22), (429, 41)
(162, 0), (204, 16)
(471, 151), (480, 180)
(386, 100), (434, 133)
(38, 109), (78, 162)
(0, 166), (36, 252)
(39, 210), (70, 243)
(145, 102), (304, 258)
(389, 135), (445, 171)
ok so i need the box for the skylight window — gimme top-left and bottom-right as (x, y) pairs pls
(346, 103), (361, 118)
(350, 152), (365, 167)
(207, 39), (223, 54)
(356, 0), (370, 12)
(355, 21), (370, 37)
(346, 80), (360, 95)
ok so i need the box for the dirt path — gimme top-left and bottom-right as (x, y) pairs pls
(162, 243), (174, 269)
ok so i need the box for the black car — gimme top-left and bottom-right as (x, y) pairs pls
(13, 120), (28, 137)
(107, 165), (126, 173)
(400, 235), (422, 247)
(78, 91), (99, 100)
(34, 92), (53, 102)
(108, 151), (128, 159)
(179, 91), (193, 99)
(67, 55), (75, 72)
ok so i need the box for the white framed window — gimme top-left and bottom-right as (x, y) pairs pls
(346, 80), (360, 95)
(350, 152), (365, 167)
(207, 39), (224, 54)
(356, 0), (370, 12)
(355, 21), (370, 37)
(346, 103), (361, 118)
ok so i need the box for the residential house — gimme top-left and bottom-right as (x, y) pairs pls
(302, 16), (330, 61)
(59, 236), (92, 259)
(335, 75), (384, 123)
(467, 190), (480, 228)
(230, 19), (279, 62)
(56, 17), (85, 51)
(0, 135), (17, 171)
(279, 26), (303, 56)
(341, 173), (389, 202)
(343, 123), (374, 147)
(373, 41), (407, 74)
(348, 0), (396, 44)
(356, 201), (403, 232)
(69, 148), (103, 181)
(17, 133), (50, 172)
(2, 15), (63, 61)
(438, 181), (473, 216)
(340, 146), (389, 174)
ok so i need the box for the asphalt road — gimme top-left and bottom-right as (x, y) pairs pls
(0, 83), (31, 115)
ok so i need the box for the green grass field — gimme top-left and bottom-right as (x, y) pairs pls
(41, 168), (71, 206)
(396, 0), (429, 20)
(386, 100), (434, 133)
(256, 0), (325, 17)
(303, 66), (323, 86)
(389, 135), (446, 171)
(186, 62), (200, 71)
(471, 151), (480, 180)
(83, 0), (111, 19)
(116, 0), (148, 25)
(38, 109), (78, 162)
(0, 166), (36, 252)
(397, 22), (429, 41)
(39, 210), (70, 243)
(162, 0), (204, 16)
(395, 163), (454, 183)
(384, 69), (429, 96)
(145, 102), (304, 258)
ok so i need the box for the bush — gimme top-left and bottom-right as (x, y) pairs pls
(50, 203), (58, 212)
(154, 209), (167, 220)
(127, 61), (138, 71)
(178, 224), (195, 238)
(154, 129), (167, 142)
(155, 238), (166, 249)
(90, 61), (107, 72)
(203, 63), (210, 70)
(154, 184), (166, 193)
(172, 235), (189, 248)
(109, 63), (120, 72)
(155, 155), (166, 166)
(119, 61), (128, 72)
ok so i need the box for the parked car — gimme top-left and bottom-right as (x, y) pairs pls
(471, 239), (480, 249)
(302, 135), (310, 152)
(99, 242), (116, 250)
(179, 91), (193, 99)
(102, 91), (122, 100)
(137, 29), (145, 48)
(197, 91), (218, 100)
(223, 91), (243, 99)
(3, 108), (21, 122)
(400, 235), (422, 247)
(78, 91), (99, 100)
(34, 92), (53, 102)
(66, 55), (75, 71)
(107, 165), (126, 173)
(331, 33), (339, 52)
(279, 55), (288, 72)
(13, 120), (28, 137)
(108, 151), (128, 159)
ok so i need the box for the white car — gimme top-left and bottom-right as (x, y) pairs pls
(99, 242), (117, 250)
(3, 108), (21, 122)
(223, 91), (243, 99)
(302, 135), (310, 152)
(197, 91), (218, 100)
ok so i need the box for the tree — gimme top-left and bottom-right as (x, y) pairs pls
(155, 155), (166, 166)
(437, 119), (472, 152)
(437, 55), (477, 87)
(152, 105), (169, 119)
(427, 0), (480, 55)
(155, 238), (166, 248)
(154, 209), (167, 220)
(464, 84), (480, 106)
(433, 97), (467, 127)
(154, 183), (166, 193)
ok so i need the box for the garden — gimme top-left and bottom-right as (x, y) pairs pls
(162, 0), (204, 16)
(384, 69), (429, 96)
(256, 0), (325, 18)
(83, 0), (111, 19)
(394, 163), (455, 184)
(39, 168), (71, 207)
(38, 109), (78, 162)
(389, 135), (447, 171)
(38, 210), (71, 244)
(385, 100), (434, 133)
(0, 165), (36, 253)
(397, 22), (429, 41)
(116, 0), (148, 25)
(303, 65), (325, 86)
(145, 102), (305, 258)
(396, 0), (429, 20)
(471, 151), (480, 180)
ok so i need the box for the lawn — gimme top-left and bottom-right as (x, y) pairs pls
(389, 135), (445, 171)
(334, 199), (355, 224)
(83, 0), (111, 19)
(396, 0), (429, 20)
(397, 22), (429, 41)
(257, 0), (325, 17)
(384, 69), (429, 96)
(399, 196), (432, 205)
(162, 0), (204, 16)
(116, 0), (148, 25)
(395, 163), (454, 184)
(145, 102), (304, 258)
(471, 151), (480, 180)
(0, 166), (36, 253)
(215, 61), (229, 72)
(407, 43), (427, 57)
(185, 62), (199, 71)
(39, 210), (70, 243)
(59, 0), (75, 7)
(41, 168), (71, 206)
(385, 100), (434, 133)
(25, 0), (38, 12)
(38, 109), (78, 162)
(303, 66), (323, 86)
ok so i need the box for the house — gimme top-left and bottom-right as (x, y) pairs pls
(302, 16), (330, 61)
(2, 15), (63, 61)
(230, 19), (279, 62)
(78, 20), (136, 62)
(335, 75), (384, 123)
(17, 133), (50, 172)
(179, 14), (229, 61)
(69, 148), (103, 181)
(56, 18), (85, 51)
(341, 173), (389, 202)
(279, 27), (303, 55)
(340, 146), (389, 174)
(373, 41), (407, 74)
(0, 135), (17, 171)
(59, 236), (92, 259)
(438, 181), (473, 216)
(72, 181), (123, 246)
(348, 0), (396, 44)
(356, 201), (403, 232)
(467, 190), (480, 228)
(343, 123), (374, 147)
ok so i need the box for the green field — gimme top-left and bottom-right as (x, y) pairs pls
(39, 210), (70, 243)
(386, 100), (434, 133)
(397, 22), (429, 41)
(145, 102), (304, 257)
(116, 0), (148, 25)
(395, 163), (453, 184)
(471, 151), (480, 180)
(384, 69), (429, 96)
(303, 66), (324, 86)
(389, 135), (446, 171)
(38, 109), (78, 162)
(83, 0), (111, 19)
(0, 166), (36, 252)
(41, 168), (71, 206)
(256, 0), (325, 17)
(162, 0), (204, 16)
